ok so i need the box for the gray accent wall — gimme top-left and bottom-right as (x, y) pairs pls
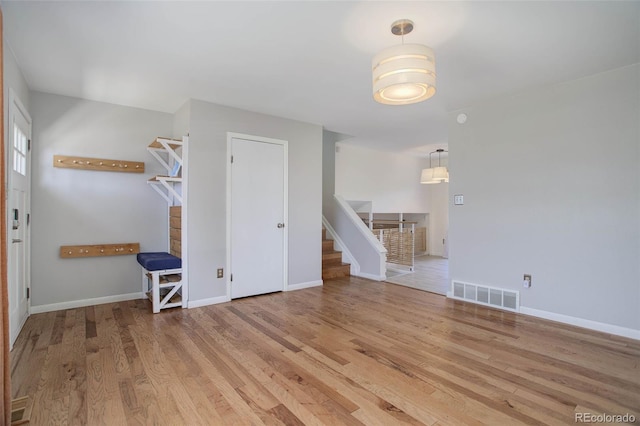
(186, 100), (323, 301)
(172, 100), (190, 138)
(30, 92), (172, 307)
(448, 64), (640, 330)
(28, 94), (322, 309)
(322, 130), (340, 211)
(4, 39), (30, 122)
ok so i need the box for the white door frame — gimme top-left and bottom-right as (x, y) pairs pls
(226, 132), (288, 301)
(7, 89), (32, 348)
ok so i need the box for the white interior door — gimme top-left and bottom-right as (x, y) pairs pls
(8, 92), (32, 347)
(230, 136), (287, 299)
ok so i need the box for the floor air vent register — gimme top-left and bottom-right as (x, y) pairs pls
(450, 281), (520, 312)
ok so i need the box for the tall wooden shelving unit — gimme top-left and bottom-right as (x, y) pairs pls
(144, 136), (188, 311)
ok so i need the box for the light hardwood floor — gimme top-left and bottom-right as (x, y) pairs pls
(11, 277), (640, 425)
(386, 255), (449, 295)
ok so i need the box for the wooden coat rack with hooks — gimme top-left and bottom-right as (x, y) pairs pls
(60, 242), (140, 259)
(53, 155), (144, 173)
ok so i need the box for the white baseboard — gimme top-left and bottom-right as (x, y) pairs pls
(520, 307), (640, 341)
(31, 292), (144, 314)
(287, 280), (323, 291)
(355, 272), (386, 281)
(446, 292), (639, 340)
(187, 295), (230, 309)
(386, 265), (412, 273)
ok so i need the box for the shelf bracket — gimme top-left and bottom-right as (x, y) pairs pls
(147, 137), (183, 174)
(147, 176), (183, 204)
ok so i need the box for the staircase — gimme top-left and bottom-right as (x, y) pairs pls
(322, 227), (350, 279)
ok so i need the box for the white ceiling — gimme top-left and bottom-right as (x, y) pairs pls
(3, 1), (639, 156)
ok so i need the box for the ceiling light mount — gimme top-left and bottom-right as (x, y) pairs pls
(372, 19), (436, 106)
(390, 19), (414, 36)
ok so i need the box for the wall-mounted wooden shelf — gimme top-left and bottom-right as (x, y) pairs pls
(60, 243), (140, 258)
(147, 137), (183, 174)
(147, 175), (183, 204)
(53, 155), (145, 173)
(149, 137), (182, 150)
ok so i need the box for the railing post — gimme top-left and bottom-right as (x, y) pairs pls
(410, 223), (415, 271)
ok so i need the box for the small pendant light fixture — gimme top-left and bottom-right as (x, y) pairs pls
(420, 149), (448, 184)
(372, 19), (436, 105)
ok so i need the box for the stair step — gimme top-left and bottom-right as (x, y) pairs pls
(322, 263), (351, 280)
(321, 225), (349, 279)
(322, 239), (334, 252)
(322, 250), (342, 265)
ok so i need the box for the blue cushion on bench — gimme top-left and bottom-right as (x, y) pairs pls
(137, 252), (181, 271)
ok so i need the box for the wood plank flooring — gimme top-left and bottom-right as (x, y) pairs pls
(386, 255), (449, 295)
(11, 277), (640, 425)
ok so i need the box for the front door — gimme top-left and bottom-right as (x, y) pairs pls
(229, 135), (287, 299)
(8, 92), (31, 347)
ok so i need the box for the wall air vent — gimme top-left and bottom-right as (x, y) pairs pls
(450, 280), (519, 312)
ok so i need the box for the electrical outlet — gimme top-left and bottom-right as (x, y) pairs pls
(217, 268), (224, 278)
(523, 274), (531, 288)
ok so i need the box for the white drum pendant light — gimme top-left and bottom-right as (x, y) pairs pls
(373, 19), (436, 105)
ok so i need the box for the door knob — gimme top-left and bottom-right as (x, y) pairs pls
(277, 223), (285, 228)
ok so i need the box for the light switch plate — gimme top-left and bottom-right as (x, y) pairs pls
(454, 194), (464, 205)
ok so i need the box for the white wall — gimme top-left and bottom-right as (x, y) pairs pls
(323, 132), (386, 280)
(30, 92), (172, 308)
(336, 143), (430, 213)
(449, 64), (640, 331)
(186, 100), (323, 302)
(335, 142), (451, 256)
